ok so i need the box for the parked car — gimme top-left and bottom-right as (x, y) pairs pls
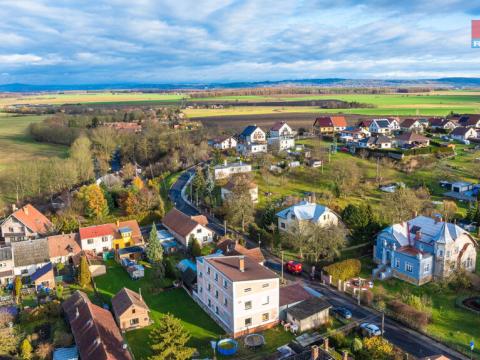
(285, 260), (303, 275)
(359, 323), (382, 337)
(264, 260), (282, 272)
(332, 307), (352, 319)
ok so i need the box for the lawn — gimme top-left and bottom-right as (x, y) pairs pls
(93, 260), (224, 359)
(374, 278), (480, 359)
(0, 114), (67, 171)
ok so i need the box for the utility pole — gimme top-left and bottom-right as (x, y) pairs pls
(281, 251), (284, 284)
(376, 157), (380, 183)
(381, 311), (385, 337)
(224, 220), (227, 236)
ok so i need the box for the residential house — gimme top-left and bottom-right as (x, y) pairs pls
(112, 287), (150, 331)
(369, 119), (394, 134)
(267, 122), (295, 151)
(357, 135), (392, 149)
(286, 297), (331, 332)
(195, 255), (280, 338)
(112, 220), (144, 250)
(450, 127), (477, 141)
(388, 118), (401, 131)
(0, 204), (53, 244)
(429, 118), (457, 131)
(279, 283), (314, 320)
(339, 128), (370, 143)
(313, 116), (347, 134)
(0, 247), (14, 285)
(357, 119), (373, 130)
(221, 179), (259, 203)
(236, 125), (268, 155)
(47, 233), (81, 265)
(79, 224), (114, 254)
(211, 136), (237, 150)
(400, 118), (423, 133)
(72, 250), (106, 277)
(458, 114), (480, 128)
(214, 161), (252, 180)
(395, 132), (430, 148)
(103, 122), (142, 133)
(276, 201), (339, 233)
(216, 238), (265, 264)
(373, 215), (477, 285)
(62, 291), (132, 360)
(12, 238), (50, 276)
(162, 208), (213, 248)
(30, 262), (55, 289)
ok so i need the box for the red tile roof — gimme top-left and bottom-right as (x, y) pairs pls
(79, 224), (115, 240)
(400, 118), (419, 128)
(313, 116), (346, 128)
(216, 238), (265, 263)
(11, 204), (52, 235)
(330, 116), (347, 128)
(279, 283), (314, 307)
(62, 291), (132, 360)
(163, 208), (208, 237)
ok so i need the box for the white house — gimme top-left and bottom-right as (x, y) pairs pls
(0, 247), (14, 285)
(339, 128), (370, 143)
(212, 137), (237, 150)
(429, 118), (457, 131)
(195, 255), (279, 338)
(400, 119), (423, 133)
(214, 161), (252, 180)
(79, 224), (114, 254)
(0, 204), (53, 244)
(388, 118), (400, 131)
(276, 201), (339, 232)
(450, 127), (477, 141)
(12, 238), (50, 276)
(47, 233), (82, 265)
(267, 122), (295, 151)
(236, 125), (268, 155)
(162, 208), (213, 248)
(357, 135), (392, 149)
(221, 180), (259, 203)
(369, 119), (392, 134)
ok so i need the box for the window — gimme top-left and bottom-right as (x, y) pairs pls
(197, 228), (202, 234)
(424, 263), (430, 273)
(280, 222), (286, 229)
(199, 286), (203, 293)
(102, 236), (109, 242)
(244, 288), (251, 293)
(215, 290), (219, 299)
(245, 318), (252, 326)
(261, 296), (269, 305)
(262, 283), (269, 288)
(207, 283), (211, 291)
(244, 301), (252, 310)
(102, 247), (109, 252)
(21, 269), (28, 275)
(405, 263), (413, 273)
(8, 227), (13, 232)
(130, 318), (139, 325)
(395, 259), (400, 268)
(262, 313), (269, 322)
(215, 306), (219, 315)
(466, 257), (473, 268)
(203, 236), (208, 242)
(455, 246), (459, 254)
(446, 251), (451, 258)
(438, 250), (443, 257)
(214, 273), (218, 282)
(291, 214), (296, 220)
(87, 239), (94, 245)
(132, 308), (136, 314)
(199, 271), (203, 278)
(207, 267), (211, 274)
(224, 298), (228, 307)
(223, 279), (228, 289)
(208, 299), (211, 307)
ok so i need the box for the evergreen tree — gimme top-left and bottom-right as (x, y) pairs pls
(190, 236), (202, 257)
(146, 222), (164, 264)
(148, 313), (195, 360)
(20, 338), (33, 360)
(14, 276), (22, 304)
(78, 255), (92, 288)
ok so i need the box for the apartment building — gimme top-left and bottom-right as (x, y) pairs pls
(195, 255), (279, 338)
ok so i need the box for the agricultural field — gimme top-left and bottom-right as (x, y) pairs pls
(0, 114), (67, 171)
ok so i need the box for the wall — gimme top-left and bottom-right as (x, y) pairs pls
(117, 307), (150, 331)
(81, 235), (112, 253)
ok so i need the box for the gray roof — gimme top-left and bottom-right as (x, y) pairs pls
(373, 119), (391, 128)
(13, 238), (50, 267)
(0, 247), (12, 261)
(276, 201), (328, 221)
(286, 297), (331, 320)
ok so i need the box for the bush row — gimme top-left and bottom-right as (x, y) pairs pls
(388, 299), (431, 330)
(323, 258), (361, 281)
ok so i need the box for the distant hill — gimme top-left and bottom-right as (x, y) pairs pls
(1, 77), (480, 92)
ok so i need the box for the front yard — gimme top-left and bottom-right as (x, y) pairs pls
(93, 260), (224, 359)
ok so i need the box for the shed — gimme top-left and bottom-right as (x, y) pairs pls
(279, 283), (314, 320)
(116, 245), (144, 262)
(53, 346), (79, 360)
(30, 262), (55, 289)
(286, 297), (331, 332)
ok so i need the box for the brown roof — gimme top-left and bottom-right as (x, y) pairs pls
(205, 255), (277, 282)
(396, 132), (430, 142)
(190, 215), (209, 227)
(72, 250), (103, 266)
(400, 118), (419, 128)
(112, 287), (149, 318)
(223, 179), (257, 192)
(116, 220), (143, 244)
(279, 283), (314, 307)
(270, 121), (287, 131)
(163, 208), (207, 237)
(459, 114), (480, 127)
(450, 126), (475, 136)
(47, 233), (81, 258)
(418, 356), (450, 360)
(216, 239), (265, 263)
(10, 204), (52, 235)
(313, 116), (346, 128)
(62, 291), (132, 360)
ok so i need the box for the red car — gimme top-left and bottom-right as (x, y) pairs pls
(286, 260), (303, 275)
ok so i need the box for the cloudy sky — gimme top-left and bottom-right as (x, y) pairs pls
(0, 0), (479, 84)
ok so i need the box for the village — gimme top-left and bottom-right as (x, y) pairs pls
(0, 110), (478, 360)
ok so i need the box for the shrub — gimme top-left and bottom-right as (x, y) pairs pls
(388, 300), (430, 330)
(401, 293), (431, 314)
(35, 342), (53, 360)
(448, 269), (472, 290)
(361, 336), (394, 360)
(20, 338), (33, 360)
(53, 332), (73, 347)
(323, 259), (361, 282)
(351, 337), (363, 353)
(330, 332), (348, 349)
(361, 290), (374, 306)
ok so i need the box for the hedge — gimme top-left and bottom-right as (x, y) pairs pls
(388, 300), (430, 330)
(323, 259), (361, 281)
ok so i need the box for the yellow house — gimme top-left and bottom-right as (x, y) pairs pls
(112, 220), (144, 250)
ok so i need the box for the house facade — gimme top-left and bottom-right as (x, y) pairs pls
(458, 114), (480, 128)
(79, 224), (114, 254)
(276, 201), (339, 233)
(313, 116), (347, 134)
(369, 119), (393, 134)
(400, 119), (423, 133)
(212, 137), (237, 150)
(429, 118), (457, 131)
(195, 255), (279, 338)
(12, 238), (50, 276)
(221, 180), (259, 203)
(357, 135), (392, 149)
(268, 122), (295, 151)
(162, 208), (213, 248)
(373, 215), (477, 285)
(395, 132), (430, 148)
(450, 127), (477, 141)
(112, 287), (151, 331)
(0, 247), (14, 285)
(0, 204), (53, 244)
(236, 125), (268, 155)
(214, 161), (252, 180)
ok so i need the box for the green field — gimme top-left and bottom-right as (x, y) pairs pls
(0, 114), (68, 171)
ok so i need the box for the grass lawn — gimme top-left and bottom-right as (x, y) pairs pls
(374, 278), (480, 359)
(93, 260), (224, 359)
(160, 170), (182, 211)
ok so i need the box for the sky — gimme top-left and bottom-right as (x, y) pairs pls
(0, 0), (479, 84)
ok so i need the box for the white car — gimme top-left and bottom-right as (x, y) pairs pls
(359, 323), (382, 337)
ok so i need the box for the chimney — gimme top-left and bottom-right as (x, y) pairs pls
(116, 219), (120, 227)
(224, 159), (227, 166)
(311, 345), (320, 360)
(415, 230), (421, 241)
(11, 204), (17, 212)
(324, 338), (329, 352)
(23, 206), (29, 216)
(239, 256), (245, 272)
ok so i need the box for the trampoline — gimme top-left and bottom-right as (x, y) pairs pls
(244, 334), (265, 348)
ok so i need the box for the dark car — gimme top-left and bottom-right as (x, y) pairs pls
(332, 307), (352, 319)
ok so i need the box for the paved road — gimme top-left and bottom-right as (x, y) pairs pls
(169, 168), (468, 360)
